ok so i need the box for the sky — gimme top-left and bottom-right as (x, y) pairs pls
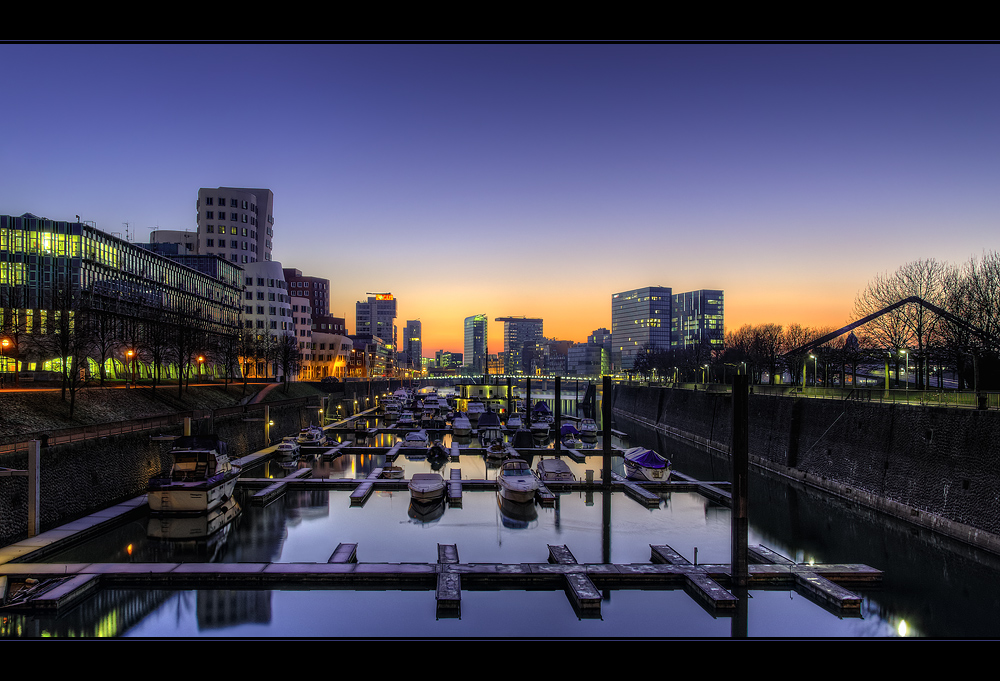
(2, 43), (998, 354)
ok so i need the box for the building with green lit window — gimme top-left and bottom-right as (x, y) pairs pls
(0, 213), (243, 377)
(671, 289), (725, 351)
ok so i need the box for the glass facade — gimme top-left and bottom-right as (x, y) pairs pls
(611, 287), (672, 371)
(463, 313), (487, 373)
(671, 289), (725, 350)
(1, 214), (243, 371)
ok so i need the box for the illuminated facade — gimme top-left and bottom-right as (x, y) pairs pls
(0, 213), (243, 374)
(356, 293), (397, 374)
(671, 289), (725, 350)
(611, 286), (672, 371)
(496, 316), (543, 374)
(402, 319), (422, 372)
(463, 313), (488, 374)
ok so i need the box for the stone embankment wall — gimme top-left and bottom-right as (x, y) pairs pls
(613, 385), (1000, 551)
(0, 401), (315, 545)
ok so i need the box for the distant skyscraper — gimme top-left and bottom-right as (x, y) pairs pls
(196, 187), (274, 265)
(611, 286), (672, 372)
(463, 314), (488, 374)
(671, 290), (725, 350)
(402, 320), (422, 371)
(356, 294), (398, 367)
(496, 316), (543, 374)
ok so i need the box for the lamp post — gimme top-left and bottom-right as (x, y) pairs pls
(197, 355), (205, 382)
(1, 338), (9, 388)
(126, 349), (134, 388)
(901, 349), (909, 402)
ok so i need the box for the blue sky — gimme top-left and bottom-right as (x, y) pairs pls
(3, 43), (998, 353)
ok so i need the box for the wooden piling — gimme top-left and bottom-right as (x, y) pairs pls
(731, 374), (749, 588)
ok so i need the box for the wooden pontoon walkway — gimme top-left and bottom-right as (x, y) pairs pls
(0, 542), (881, 618)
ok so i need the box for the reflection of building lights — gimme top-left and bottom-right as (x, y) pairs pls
(898, 620), (908, 637)
(127, 543), (133, 555)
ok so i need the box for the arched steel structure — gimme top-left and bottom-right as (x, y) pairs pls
(784, 296), (999, 357)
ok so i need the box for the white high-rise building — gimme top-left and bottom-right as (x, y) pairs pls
(196, 187), (274, 265)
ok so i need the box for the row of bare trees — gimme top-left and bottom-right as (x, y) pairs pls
(715, 254), (1000, 389)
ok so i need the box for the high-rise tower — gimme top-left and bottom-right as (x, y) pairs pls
(611, 286), (672, 372)
(463, 314), (488, 374)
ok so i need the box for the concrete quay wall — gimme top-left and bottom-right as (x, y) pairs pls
(613, 385), (1000, 551)
(0, 402), (314, 545)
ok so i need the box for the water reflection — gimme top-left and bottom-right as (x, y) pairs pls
(13, 409), (1000, 638)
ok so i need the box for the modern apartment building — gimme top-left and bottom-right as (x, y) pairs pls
(495, 316), (543, 374)
(463, 313), (488, 374)
(196, 187), (274, 265)
(283, 268), (330, 317)
(239, 261), (295, 379)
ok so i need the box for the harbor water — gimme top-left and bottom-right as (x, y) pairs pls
(3, 410), (999, 638)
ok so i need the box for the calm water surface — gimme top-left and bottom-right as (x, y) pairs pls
(4, 416), (996, 638)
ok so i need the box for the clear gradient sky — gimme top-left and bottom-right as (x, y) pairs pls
(3, 43), (998, 354)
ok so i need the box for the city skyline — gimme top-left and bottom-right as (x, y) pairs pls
(3, 43), (998, 354)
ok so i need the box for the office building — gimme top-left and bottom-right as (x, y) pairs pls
(356, 293), (397, 373)
(611, 286), (672, 372)
(401, 319), (422, 372)
(496, 316), (543, 374)
(463, 313), (488, 374)
(671, 290), (725, 351)
(1, 213), (242, 376)
(196, 187), (274, 265)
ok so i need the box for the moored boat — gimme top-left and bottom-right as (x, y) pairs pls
(452, 413), (472, 437)
(148, 435), (241, 514)
(579, 418), (598, 441)
(408, 472), (446, 501)
(536, 458), (574, 482)
(497, 458), (539, 503)
(622, 446), (672, 482)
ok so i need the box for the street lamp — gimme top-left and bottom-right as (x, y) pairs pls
(1, 338), (9, 387)
(901, 349), (909, 401)
(197, 355), (205, 381)
(810, 354), (817, 389)
(126, 349), (134, 388)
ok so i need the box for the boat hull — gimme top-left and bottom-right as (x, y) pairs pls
(498, 480), (538, 503)
(148, 473), (239, 513)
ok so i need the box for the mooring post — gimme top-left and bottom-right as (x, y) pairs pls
(183, 416), (191, 436)
(28, 439), (40, 538)
(555, 376), (562, 452)
(264, 405), (271, 446)
(602, 375), (612, 486)
(526, 377), (531, 422)
(731, 374), (749, 588)
(507, 377), (512, 416)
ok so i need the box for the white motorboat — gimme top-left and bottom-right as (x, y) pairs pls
(148, 435), (241, 514)
(276, 437), (300, 458)
(397, 411), (419, 428)
(296, 426), (327, 447)
(506, 413), (523, 429)
(622, 446), (672, 482)
(579, 418), (599, 441)
(409, 472), (446, 502)
(497, 458), (539, 503)
(452, 413), (472, 437)
(536, 458), (574, 482)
